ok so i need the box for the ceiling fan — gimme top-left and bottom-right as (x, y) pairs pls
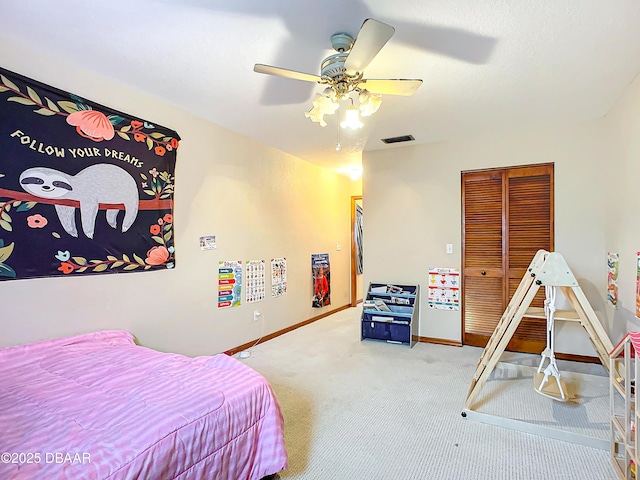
(254, 18), (422, 128)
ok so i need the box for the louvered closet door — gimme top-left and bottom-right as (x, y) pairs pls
(462, 171), (505, 347)
(462, 164), (554, 353)
(504, 166), (553, 352)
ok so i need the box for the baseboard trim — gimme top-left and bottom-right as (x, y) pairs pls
(417, 336), (600, 363)
(225, 313), (600, 364)
(417, 336), (462, 347)
(555, 352), (601, 364)
(224, 304), (352, 356)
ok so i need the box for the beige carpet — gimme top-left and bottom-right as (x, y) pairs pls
(237, 307), (617, 480)
(470, 353), (610, 447)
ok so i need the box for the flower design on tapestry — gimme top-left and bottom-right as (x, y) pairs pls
(66, 110), (115, 142)
(26, 214), (48, 228)
(53, 216), (175, 274)
(0, 74), (179, 157)
(140, 170), (174, 199)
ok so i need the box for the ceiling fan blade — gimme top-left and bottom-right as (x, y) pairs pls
(254, 64), (322, 83)
(358, 79), (423, 96)
(344, 19), (395, 75)
(391, 21), (497, 65)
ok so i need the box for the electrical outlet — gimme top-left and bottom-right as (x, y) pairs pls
(446, 244), (453, 254)
(253, 311), (260, 322)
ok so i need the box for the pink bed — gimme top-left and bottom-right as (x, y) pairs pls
(0, 330), (288, 479)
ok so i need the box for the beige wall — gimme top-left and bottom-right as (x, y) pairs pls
(363, 121), (614, 356)
(0, 40), (360, 355)
(602, 72), (640, 336)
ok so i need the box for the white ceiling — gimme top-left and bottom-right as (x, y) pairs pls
(3, 1), (640, 175)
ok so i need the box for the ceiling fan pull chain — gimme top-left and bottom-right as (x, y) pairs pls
(335, 105), (341, 151)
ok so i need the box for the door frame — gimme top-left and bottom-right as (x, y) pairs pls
(350, 195), (363, 307)
(461, 163), (554, 351)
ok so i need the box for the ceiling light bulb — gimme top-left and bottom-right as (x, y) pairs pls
(349, 167), (362, 181)
(359, 89), (382, 117)
(323, 87), (338, 102)
(305, 91), (339, 126)
(340, 105), (363, 130)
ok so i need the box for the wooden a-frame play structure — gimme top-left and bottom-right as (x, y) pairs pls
(463, 249), (614, 412)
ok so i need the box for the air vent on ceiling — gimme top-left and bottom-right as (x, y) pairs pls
(381, 134), (415, 144)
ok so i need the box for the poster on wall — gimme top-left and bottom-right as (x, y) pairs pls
(0, 67), (179, 280)
(246, 259), (266, 304)
(271, 257), (287, 297)
(607, 252), (619, 307)
(428, 267), (460, 310)
(311, 253), (331, 308)
(218, 260), (242, 308)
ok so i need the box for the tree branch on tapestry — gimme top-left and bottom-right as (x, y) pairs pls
(0, 188), (173, 210)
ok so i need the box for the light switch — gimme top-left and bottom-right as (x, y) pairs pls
(446, 244), (453, 254)
(336, 244), (342, 251)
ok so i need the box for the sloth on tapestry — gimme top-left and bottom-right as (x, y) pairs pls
(0, 67), (180, 280)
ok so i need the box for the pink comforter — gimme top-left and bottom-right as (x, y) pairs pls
(0, 330), (287, 479)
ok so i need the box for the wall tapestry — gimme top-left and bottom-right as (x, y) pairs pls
(311, 253), (331, 308)
(0, 67), (179, 280)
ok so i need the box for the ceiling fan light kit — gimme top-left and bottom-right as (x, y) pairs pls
(254, 18), (423, 136)
(305, 87), (379, 130)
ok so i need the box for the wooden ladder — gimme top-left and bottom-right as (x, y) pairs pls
(463, 249), (614, 411)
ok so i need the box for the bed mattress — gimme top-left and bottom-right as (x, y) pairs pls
(0, 330), (287, 479)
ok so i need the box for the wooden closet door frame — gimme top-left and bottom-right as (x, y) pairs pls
(461, 162), (554, 350)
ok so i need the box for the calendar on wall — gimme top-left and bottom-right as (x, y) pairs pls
(427, 267), (460, 310)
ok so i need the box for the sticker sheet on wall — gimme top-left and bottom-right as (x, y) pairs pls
(199, 235), (216, 250)
(246, 259), (265, 303)
(218, 260), (242, 308)
(311, 253), (331, 308)
(428, 267), (460, 310)
(607, 252), (619, 307)
(271, 257), (287, 297)
(0, 67), (179, 280)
